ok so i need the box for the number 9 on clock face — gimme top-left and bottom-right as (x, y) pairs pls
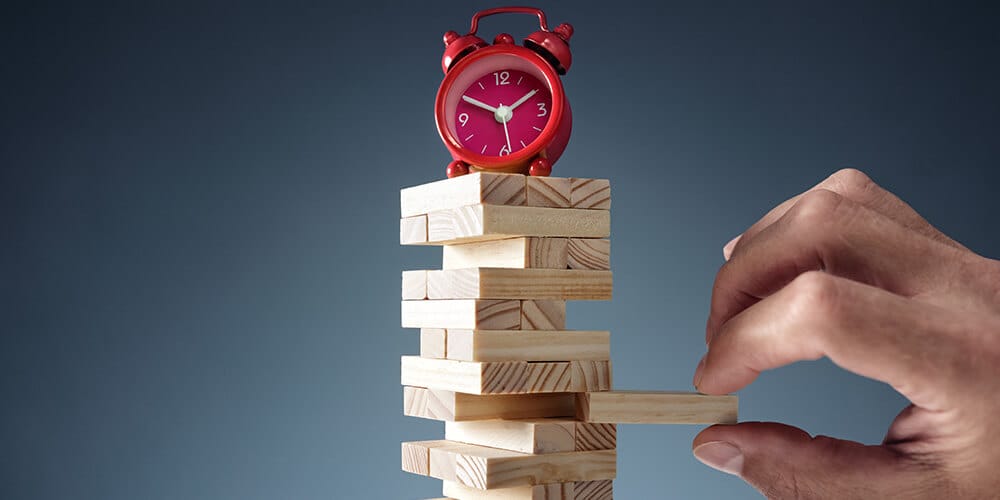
(453, 69), (553, 157)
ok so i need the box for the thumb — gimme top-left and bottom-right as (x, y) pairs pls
(692, 422), (920, 499)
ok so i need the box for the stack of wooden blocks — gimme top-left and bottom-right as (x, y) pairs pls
(399, 172), (737, 499)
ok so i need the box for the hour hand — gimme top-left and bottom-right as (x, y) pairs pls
(462, 95), (498, 113)
(508, 89), (538, 111)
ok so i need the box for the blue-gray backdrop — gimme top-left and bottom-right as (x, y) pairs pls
(3, 1), (999, 498)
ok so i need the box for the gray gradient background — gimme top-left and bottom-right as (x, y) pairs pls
(2, 1), (999, 499)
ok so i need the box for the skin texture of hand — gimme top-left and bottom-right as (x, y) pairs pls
(691, 169), (1000, 499)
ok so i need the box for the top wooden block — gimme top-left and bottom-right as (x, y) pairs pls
(400, 173), (610, 217)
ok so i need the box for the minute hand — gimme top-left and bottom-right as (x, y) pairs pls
(461, 95), (498, 113)
(508, 89), (539, 111)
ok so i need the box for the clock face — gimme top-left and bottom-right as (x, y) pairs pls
(453, 69), (552, 158)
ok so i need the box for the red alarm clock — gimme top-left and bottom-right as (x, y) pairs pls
(435, 7), (574, 178)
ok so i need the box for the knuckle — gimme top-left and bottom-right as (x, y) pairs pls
(786, 189), (845, 230)
(827, 167), (875, 196)
(787, 271), (841, 324)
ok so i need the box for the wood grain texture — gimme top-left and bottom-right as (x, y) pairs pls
(403, 387), (576, 422)
(400, 215), (428, 245)
(401, 300), (521, 330)
(526, 177), (571, 208)
(445, 329), (610, 362)
(574, 480), (614, 500)
(426, 268), (612, 300)
(402, 270), (428, 300)
(577, 390), (738, 424)
(426, 205), (610, 245)
(400, 172), (526, 218)
(520, 300), (566, 330)
(569, 179), (611, 209)
(570, 361), (612, 392)
(403, 440), (446, 475)
(420, 328), (447, 359)
(442, 481), (569, 500)
(419, 439), (616, 490)
(566, 239), (611, 271)
(445, 420), (616, 454)
(402, 357), (612, 395)
(442, 237), (568, 270)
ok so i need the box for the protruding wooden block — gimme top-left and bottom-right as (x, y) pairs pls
(445, 330), (610, 362)
(426, 268), (612, 300)
(570, 178), (611, 209)
(576, 390), (738, 424)
(567, 239), (611, 270)
(426, 205), (610, 245)
(401, 215), (428, 245)
(401, 300), (521, 330)
(403, 387), (576, 422)
(420, 328), (447, 358)
(570, 361), (612, 392)
(442, 237), (568, 270)
(401, 357), (611, 395)
(445, 420), (616, 454)
(402, 270), (428, 300)
(526, 176), (571, 208)
(520, 300), (565, 330)
(403, 440), (445, 475)
(408, 439), (615, 490)
(400, 172), (526, 218)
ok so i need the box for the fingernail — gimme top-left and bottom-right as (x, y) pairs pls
(722, 234), (741, 260)
(693, 441), (744, 476)
(693, 354), (707, 389)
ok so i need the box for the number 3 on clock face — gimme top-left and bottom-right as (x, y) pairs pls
(453, 69), (553, 157)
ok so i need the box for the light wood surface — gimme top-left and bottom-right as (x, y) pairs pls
(426, 205), (610, 245)
(445, 419), (616, 454)
(566, 239), (611, 270)
(420, 328), (447, 359)
(400, 215), (428, 245)
(400, 172), (526, 218)
(442, 480), (612, 500)
(426, 268), (612, 300)
(403, 387), (576, 422)
(401, 357), (611, 395)
(442, 237), (568, 270)
(520, 300), (566, 330)
(577, 390), (738, 424)
(401, 300), (521, 330)
(402, 270), (428, 300)
(569, 178), (611, 209)
(445, 329), (610, 362)
(401, 439), (616, 490)
(526, 177), (572, 208)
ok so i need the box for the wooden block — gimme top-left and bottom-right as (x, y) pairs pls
(520, 300), (565, 330)
(404, 387), (576, 422)
(401, 300), (521, 330)
(574, 480), (614, 500)
(577, 390), (738, 424)
(401, 215), (428, 245)
(446, 330), (610, 362)
(403, 440), (449, 475)
(570, 178), (611, 209)
(402, 270), (428, 300)
(443, 480), (572, 499)
(427, 268), (612, 300)
(402, 356), (573, 394)
(442, 237), (568, 270)
(420, 328), (447, 358)
(567, 239), (611, 270)
(424, 440), (615, 490)
(446, 419), (576, 454)
(426, 205), (610, 245)
(574, 423), (616, 451)
(570, 361), (612, 392)
(400, 172), (526, 218)
(526, 176), (571, 208)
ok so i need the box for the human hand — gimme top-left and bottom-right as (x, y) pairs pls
(691, 168), (1000, 499)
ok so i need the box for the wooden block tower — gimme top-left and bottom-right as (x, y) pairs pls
(399, 172), (737, 499)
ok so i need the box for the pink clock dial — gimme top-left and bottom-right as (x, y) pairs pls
(453, 69), (553, 157)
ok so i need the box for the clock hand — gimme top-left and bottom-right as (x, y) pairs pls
(462, 95), (498, 113)
(508, 89), (538, 111)
(500, 102), (512, 155)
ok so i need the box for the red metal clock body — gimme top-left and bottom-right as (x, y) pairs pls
(435, 7), (574, 178)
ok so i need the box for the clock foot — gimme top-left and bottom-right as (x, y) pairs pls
(446, 160), (469, 178)
(528, 158), (552, 177)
